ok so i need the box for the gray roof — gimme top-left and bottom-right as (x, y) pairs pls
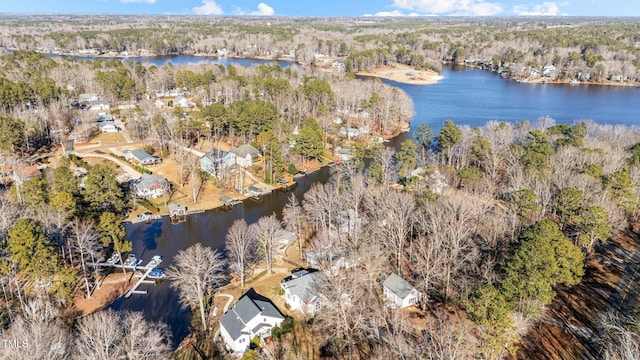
(125, 149), (153, 162)
(219, 289), (283, 341)
(383, 273), (415, 300)
(134, 174), (169, 191)
(230, 144), (261, 158)
(282, 272), (319, 303)
(202, 149), (228, 161)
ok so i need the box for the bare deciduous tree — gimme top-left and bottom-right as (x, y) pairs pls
(166, 243), (226, 331)
(75, 309), (172, 360)
(225, 219), (256, 288)
(2, 299), (73, 360)
(70, 219), (102, 299)
(282, 193), (304, 260)
(252, 214), (286, 273)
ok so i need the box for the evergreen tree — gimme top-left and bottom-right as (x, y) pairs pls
(97, 212), (132, 275)
(502, 219), (584, 315)
(295, 116), (324, 160)
(8, 218), (58, 279)
(436, 119), (462, 165)
(83, 163), (127, 216)
(521, 130), (553, 173)
(397, 139), (417, 178)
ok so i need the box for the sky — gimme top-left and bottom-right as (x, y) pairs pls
(1, 0), (640, 17)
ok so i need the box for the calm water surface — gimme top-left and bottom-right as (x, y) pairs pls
(111, 168), (330, 345)
(97, 55), (640, 345)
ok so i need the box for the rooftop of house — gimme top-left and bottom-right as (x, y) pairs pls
(230, 144), (261, 158)
(219, 288), (284, 341)
(282, 270), (319, 303)
(133, 173), (169, 190)
(383, 273), (415, 300)
(202, 148), (229, 160)
(124, 149), (154, 160)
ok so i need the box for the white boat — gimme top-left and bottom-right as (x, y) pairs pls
(123, 253), (137, 267)
(106, 253), (120, 265)
(146, 255), (163, 268)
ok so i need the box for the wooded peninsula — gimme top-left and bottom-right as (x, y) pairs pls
(1, 15), (640, 360)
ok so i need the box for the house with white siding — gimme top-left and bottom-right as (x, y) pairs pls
(281, 270), (320, 316)
(382, 273), (421, 309)
(219, 289), (284, 354)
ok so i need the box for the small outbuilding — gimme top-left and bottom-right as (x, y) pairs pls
(382, 273), (421, 309)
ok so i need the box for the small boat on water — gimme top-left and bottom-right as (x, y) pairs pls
(106, 253), (120, 265)
(147, 268), (165, 280)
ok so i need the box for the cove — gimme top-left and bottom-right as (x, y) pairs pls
(75, 54), (640, 346)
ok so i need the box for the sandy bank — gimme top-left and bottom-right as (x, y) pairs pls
(357, 63), (442, 85)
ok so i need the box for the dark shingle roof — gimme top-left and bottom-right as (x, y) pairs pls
(219, 289), (283, 341)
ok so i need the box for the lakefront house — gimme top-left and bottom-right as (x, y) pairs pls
(219, 288), (284, 354)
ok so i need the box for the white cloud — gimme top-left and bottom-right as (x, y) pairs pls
(513, 2), (564, 16)
(391, 0), (503, 16)
(250, 2), (275, 16)
(193, 0), (223, 15)
(120, 0), (156, 3)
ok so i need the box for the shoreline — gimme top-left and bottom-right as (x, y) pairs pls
(41, 50), (639, 88)
(356, 63), (443, 85)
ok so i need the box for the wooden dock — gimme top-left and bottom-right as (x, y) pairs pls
(88, 255), (163, 299)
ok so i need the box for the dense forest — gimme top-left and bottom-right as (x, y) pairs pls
(1, 16), (640, 360)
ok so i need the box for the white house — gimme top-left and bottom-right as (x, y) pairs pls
(281, 270), (320, 316)
(219, 289), (284, 354)
(229, 144), (261, 168)
(382, 273), (421, 309)
(79, 93), (99, 102)
(173, 96), (194, 108)
(129, 174), (170, 198)
(123, 149), (161, 165)
(339, 127), (360, 139)
(542, 64), (556, 77)
(100, 123), (118, 133)
(90, 100), (110, 111)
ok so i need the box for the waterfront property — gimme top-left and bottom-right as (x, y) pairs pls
(229, 144), (262, 168)
(168, 203), (187, 217)
(130, 174), (171, 198)
(219, 288), (284, 354)
(281, 269), (321, 316)
(200, 149), (236, 178)
(382, 273), (421, 309)
(200, 144), (262, 177)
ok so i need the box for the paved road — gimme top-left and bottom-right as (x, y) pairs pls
(69, 151), (141, 181)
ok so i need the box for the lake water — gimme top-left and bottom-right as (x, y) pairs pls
(112, 168), (331, 345)
(94, 54), (640, 346)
